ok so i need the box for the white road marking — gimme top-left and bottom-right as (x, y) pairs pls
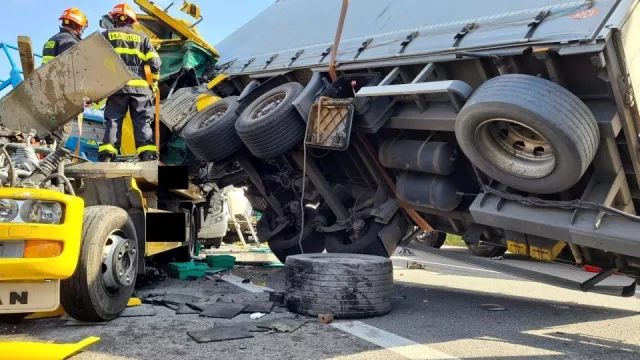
(220, 274), (274, 293)
(331, 321), (460, 360)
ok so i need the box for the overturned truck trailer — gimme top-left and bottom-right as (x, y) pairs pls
(184, 0), (640, 295)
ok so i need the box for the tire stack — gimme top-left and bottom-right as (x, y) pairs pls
(285, 254), (393, 318)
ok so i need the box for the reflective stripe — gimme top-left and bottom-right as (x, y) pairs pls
(98, 144), (119, 155)
(42, 56), (55, 64)
(151, 73), (160, 80)
(127, 79), (151, 87)
(114, 48), (160, 62)
(145, 52), (159, 60)
(136, 145), (157, 155)
(114, 47), (146, 61)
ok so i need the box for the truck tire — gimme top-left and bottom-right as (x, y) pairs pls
(235, 83), (306, 159)
(183, 96), (242, 162)
(455, 74), (599, 194)
(257, 208), (325, 263)
(285, 254), (393, 318)
(416, 231), (446, 249)
(466, 242), (507, 258)
(61, 206), (138, 321)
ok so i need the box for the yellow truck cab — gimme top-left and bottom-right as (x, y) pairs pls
(0, 0), (226, 322)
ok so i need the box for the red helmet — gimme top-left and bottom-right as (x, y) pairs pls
(59, 7), (88, 28)
(110, 3), (138, 23)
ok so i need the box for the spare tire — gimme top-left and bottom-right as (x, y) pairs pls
(183, 96), (242, 162)
(235, 82), (306, 159)
(285, 254), (393, 318)
(455, 74), (599, 194)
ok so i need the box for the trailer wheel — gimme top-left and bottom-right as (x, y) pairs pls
(257, 207), (325, 263)
(61, 206), (138, 321)
(415, 231), (446, 249)
(285, 254), (393, 318)
(455, 74), (599, 194)
(183, 96), (242, 162)
(235, 82), (306, 159)
(465, 241), (507, 258)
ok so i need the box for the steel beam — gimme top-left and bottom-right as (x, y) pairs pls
(293, 151), (350, 222)
(236, 153), (284, 216)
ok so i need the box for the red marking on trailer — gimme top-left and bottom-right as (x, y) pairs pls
(572, 8), (599, 19)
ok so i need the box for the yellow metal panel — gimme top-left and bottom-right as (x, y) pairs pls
(0, 189), (84, 281)
(207, 74), (229, 90)
(146, 242), (185, 256)
(530, 241), (566, 262)
(134, 0), (219, 59)
(25, 304), (65, 320)
(196, 93), (221, 112)
(127, 297), (142, 307)
(507, 241), (529, 256)
(0, 336), (100, 360)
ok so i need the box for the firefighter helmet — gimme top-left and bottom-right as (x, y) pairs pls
(110, 3), (138, 23)
(59, 7), (88, 28)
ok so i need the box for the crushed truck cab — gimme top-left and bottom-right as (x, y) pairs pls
(0, 188), (83, 314)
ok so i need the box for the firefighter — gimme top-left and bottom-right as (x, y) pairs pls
(42, 7), (88, 147)
(98, 2), (161, 162)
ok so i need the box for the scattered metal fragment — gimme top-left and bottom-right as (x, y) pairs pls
(176, 304), (202, 315)
(257, 318), (309, 333)
(242, 301), (274, 314)
(119, 305), (157, 317)
(187, 326), (255, 343)
(397, 248), (416, 256)
(64, 320), (108, 326)
(199, 303), (248, 319)
(161, 293), (206, 305)
(480, 304), (507, 312)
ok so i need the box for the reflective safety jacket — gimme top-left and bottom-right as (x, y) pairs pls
(42, 27), (80, 65)
(102, 26), (161, 95)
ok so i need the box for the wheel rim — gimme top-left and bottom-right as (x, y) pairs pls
(249, 92), (286, 120)
(474, 118), (555, 179)
(102, 232), (137, 292)
(198, 105), (229, 129)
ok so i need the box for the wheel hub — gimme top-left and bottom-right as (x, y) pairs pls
(102, 233), (137, 290)
(475, 118), (556, 179)
(198, 105), (228, 129)
(250, 92), (286, 120)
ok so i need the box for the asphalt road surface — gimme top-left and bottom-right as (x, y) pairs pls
(2, 245), (640, 360)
